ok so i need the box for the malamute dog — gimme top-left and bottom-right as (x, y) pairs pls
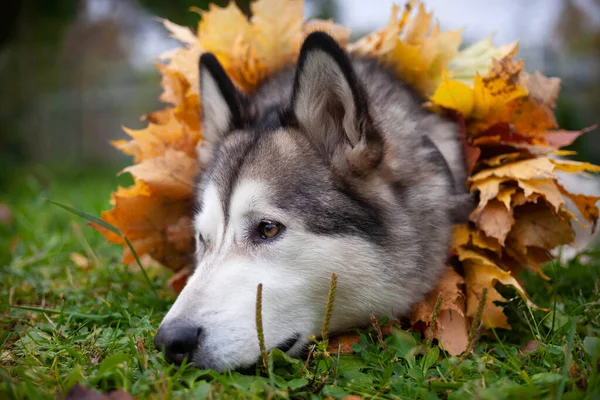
(154, 31), (498, 371)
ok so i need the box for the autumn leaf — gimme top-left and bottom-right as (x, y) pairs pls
(508, 203), (575, 253)
(470, 199), (515, 245)
(410, 267), (468, 355)
(64, 383), (134, 400)
(464, 259), (514, 329)
(122, 150), (198, 199)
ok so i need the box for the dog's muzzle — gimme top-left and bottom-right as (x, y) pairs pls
(154, 323), (202, 365)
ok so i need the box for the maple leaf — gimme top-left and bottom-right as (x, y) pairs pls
(122, 149), (198, 199)
(470, 199), (515, 245)
(430, 46), (528, 121)
(448, 36), (517, 85)
(410, 267), (468, 355)
(64, 383), (134, 400)
(458, 248), (535, 329)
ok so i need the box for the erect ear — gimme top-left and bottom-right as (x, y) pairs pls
(288, 32), (383, 173)
(198, 53), (252, 158)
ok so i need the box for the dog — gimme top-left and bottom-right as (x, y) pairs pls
(154, 31), (593, 371)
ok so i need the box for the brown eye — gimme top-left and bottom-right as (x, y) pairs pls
(258, 221), (282, 239)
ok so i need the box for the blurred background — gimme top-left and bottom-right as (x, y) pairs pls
(1, 0), (599, 195)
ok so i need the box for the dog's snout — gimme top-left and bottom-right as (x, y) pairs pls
(154, 323), (202, 364)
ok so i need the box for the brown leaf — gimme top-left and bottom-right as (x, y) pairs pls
(411, 267), (468, 356)
(523, 71), (561, 108)
(508, 203), (575, 252)
(410, 267), (465, 325)
(0, 204), (12, 225)
(519, 339), (539, 355)
(434, 308), (468, 356)
(327, 331), (361, 354)
(470, 199), (515, 245)
(544, 125), (597, 148)
(64, 383), (134, 400)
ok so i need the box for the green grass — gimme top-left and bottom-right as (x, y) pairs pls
(1, 167), (600, 399)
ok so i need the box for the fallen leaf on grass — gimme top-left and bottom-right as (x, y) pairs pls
(64, 383), (134, 400)
(327, 331), (362, 354)
(0, 204), (12, 225)
(411, 267), (468, 355)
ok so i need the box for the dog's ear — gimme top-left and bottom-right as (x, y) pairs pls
(287, 32), (383, 173)
(198, 53), (251, 160)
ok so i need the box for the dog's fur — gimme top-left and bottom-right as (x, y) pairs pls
(155, 31), (590, 371)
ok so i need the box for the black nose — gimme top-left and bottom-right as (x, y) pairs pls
(154, 323), (202, 364)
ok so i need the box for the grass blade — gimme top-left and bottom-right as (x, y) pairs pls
(47, 199), (159, 298)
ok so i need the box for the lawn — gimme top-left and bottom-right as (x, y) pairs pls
(1, 166), (600, 399)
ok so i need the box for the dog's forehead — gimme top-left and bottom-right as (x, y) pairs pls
(198, 127), (319, 219)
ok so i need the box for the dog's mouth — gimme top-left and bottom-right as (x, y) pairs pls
(274, 333), (300, 353)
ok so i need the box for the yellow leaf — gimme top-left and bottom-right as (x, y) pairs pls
(120, 110), (199, 163)
(430, 73), (474, 115)
(469, 158), (555, 183)
(497, 187), (518, 210)
(517, 179), (564, 212)
(464, 259), (528, 329)
(198, 2), (249, 64)
(348, 3), (410, 57)
(250, 0), (304, 69)
(470, 176), (506, 209)
(481, 153), (523, 168)
(550, 159), (600, 173)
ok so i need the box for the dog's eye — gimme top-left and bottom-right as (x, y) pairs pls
(258, 221), (283, 239)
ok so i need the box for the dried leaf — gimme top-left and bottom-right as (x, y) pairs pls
(470, 199), (515, 245)
(64, 383), (134, 400)
(122, 150), (198, 199)
(464, 257), (529, 329)
(435, 308), (468, 356)
(327, 331), (361, 354)
(508, 203), (575, 253)
(410, 267), (465, 325)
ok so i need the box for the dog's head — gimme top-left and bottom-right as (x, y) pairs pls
(155, 32), (460, 371)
